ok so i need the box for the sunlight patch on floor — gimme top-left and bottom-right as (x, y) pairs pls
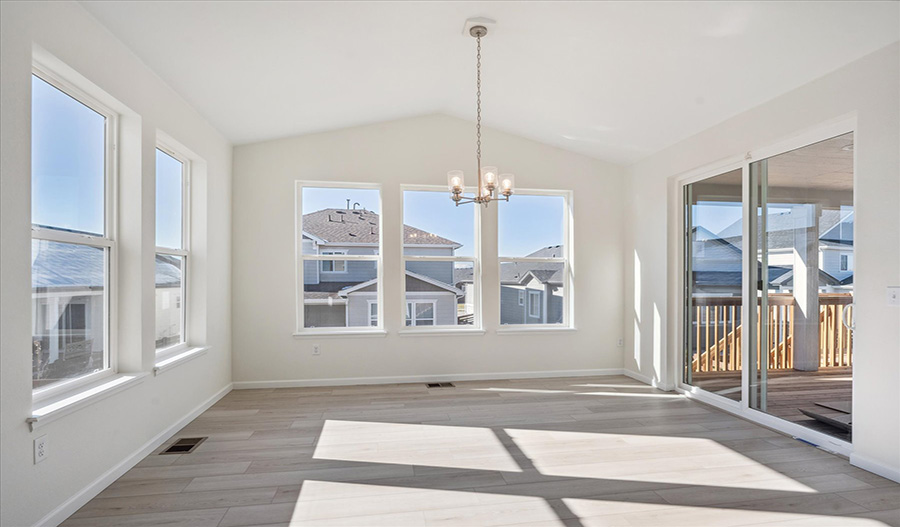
(471, 387), (574, 394)
(506, 428), (817, 493)
(293, 480), (556, 525)
(562, 497), (889, 527)
(575, 391), (683, 398)
(313, 420), (523, 472)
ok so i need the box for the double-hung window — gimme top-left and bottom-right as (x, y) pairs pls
(498, 190), (572, 327)
(401, 187), (480, 330)
(31, 68), (117, 393)
(155, 146), (189, 354)
(296, 183), (382, 332)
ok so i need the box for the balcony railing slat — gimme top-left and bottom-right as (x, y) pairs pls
(691, 294), (852, 373)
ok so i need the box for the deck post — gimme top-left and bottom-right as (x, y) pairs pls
(791, 204), (820, 371)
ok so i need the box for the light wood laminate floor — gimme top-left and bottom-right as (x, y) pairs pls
(62, 375), (899, 527)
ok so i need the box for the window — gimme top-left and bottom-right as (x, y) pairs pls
(296, 183), (382, 332)
(840, 254), (850, 271)
(498, 191), (571, 326)
(528, 290), (542, 318)
(321, 251), (347, 273)
(401, 187), (479, 329)
(155, 146), (189, 353)
(406, 301), (436, 326)
(31, 69), (116, 391)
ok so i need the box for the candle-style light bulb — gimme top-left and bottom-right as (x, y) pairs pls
(447, 170), (465, 192)
(499, 173), (515, 196)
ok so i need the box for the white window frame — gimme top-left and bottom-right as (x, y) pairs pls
(840, 253), (850, 271)
(320, 250), (348, 273)
(30, 63), (119, 402)
(497, 189), (574, 331)
(154, 142), (191, 358)
(528, 290), (542, 318)
(294, 181), (384, 336)
(399, 185), (481, 332)
(406, 300), (437, 327)
(518, 290), (526, 306)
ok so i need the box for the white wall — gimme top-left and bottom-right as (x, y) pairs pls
(232, 114), (626, 384)
(624, 44), (900, 478)
(0, 3), (232, 526)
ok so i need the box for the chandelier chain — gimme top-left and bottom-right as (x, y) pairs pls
(476, 34), (482, 171)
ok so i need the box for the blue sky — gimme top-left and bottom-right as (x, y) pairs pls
(32, 75), (105, 235)
(155, 150), (183, 249)
(303, 187), (564, 257)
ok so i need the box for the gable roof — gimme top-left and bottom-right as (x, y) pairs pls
(302, 209), (460, 247)
(718, 208), (849, 250)
(454, 246), (566, 286)
(32, 242), (181, 290)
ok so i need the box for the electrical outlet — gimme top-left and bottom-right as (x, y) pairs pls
(34, 435), (47, 464)
(888, 286), (900, 307)
(617, 338), (624, 347)
(312, 344), (321, 356)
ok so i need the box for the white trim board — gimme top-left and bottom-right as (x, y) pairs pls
(233, 369), (625, 389)
(849, 452), (900, 484)
(32, 383), (233, 527)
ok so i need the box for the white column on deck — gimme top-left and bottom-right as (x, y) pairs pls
(792, 204), (820, 371)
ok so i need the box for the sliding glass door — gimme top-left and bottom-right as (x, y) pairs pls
(683, 131), (854, 442)
(749, 132), (854, 441)
(684, 169), (743, 401)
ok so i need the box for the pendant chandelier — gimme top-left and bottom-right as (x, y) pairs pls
(448, 24), (514, 207)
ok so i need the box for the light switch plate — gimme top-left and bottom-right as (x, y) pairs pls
(888, 286), (900, 307)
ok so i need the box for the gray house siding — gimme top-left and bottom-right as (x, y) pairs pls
(547, 288), (563, 324)
(304, 304), (346, 328)
(405, 261), (453, 286)
(347, 293), (376, 327)
(500, 286), (527, 325)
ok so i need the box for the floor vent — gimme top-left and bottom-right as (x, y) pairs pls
(427, 382), (455, 388)
(160, 437), (207, 455)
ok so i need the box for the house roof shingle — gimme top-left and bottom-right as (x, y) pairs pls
(302, 209), (460, 247)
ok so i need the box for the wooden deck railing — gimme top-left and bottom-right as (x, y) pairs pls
(691, 294), (852, 373)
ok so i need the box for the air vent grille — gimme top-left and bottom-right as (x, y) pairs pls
(160, 437), (207, 455)
(426, 382), (455, 388)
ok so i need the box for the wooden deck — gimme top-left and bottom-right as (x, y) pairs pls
(691, 367), (852, 441)
(59, 375), (897, 527)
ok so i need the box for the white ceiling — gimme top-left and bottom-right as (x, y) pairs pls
(81, 1), (899, 165)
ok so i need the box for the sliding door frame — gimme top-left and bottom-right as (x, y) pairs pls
(672, 114), (857, 457)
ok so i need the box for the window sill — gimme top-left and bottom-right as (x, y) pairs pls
(398, 328), (486, 337)
(496, 326), (576, 335)
(154, 346), (209, 376)
(28, 372), (148, 431)
(293, 330), (387, 338)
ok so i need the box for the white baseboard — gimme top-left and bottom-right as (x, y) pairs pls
(34, 383), (233, 527)
(622, 369), (674, 391)
(233, 369), (625, 389)
(850, 452), (900, 483)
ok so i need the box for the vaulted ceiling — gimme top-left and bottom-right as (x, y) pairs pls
(81, 1), (899, 164)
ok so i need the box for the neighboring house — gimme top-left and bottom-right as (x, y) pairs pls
(31, 245), (182, 384)
(155, 254), (183, 348)
(455, 245), (565, 325)
(301, 208), (464, 327)
(692, 208), (854, 295)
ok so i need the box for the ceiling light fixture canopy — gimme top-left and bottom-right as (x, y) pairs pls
(448, 24), (514, 207)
